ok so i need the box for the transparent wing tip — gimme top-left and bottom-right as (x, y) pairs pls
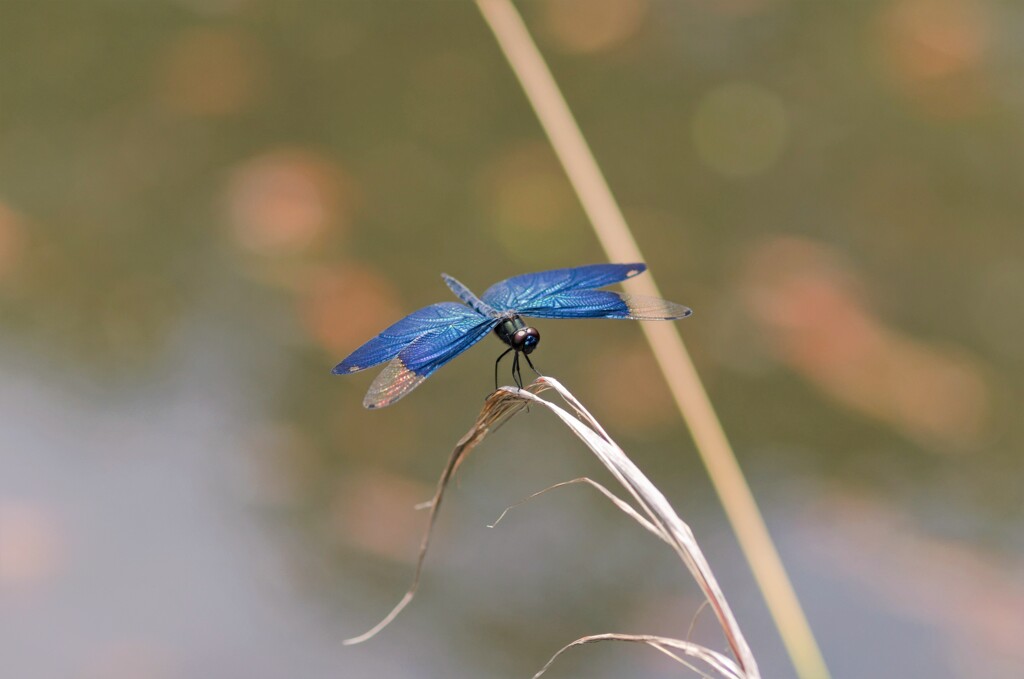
(362, 358), (427, 409)
(621, 295), (693, 320)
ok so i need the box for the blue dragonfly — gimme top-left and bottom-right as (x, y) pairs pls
(333, 263), (691, 409)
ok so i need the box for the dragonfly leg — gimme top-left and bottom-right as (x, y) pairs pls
(512, 351), (523, 389)
(494, 347), (513, 390)
(523, 352), (542, 378)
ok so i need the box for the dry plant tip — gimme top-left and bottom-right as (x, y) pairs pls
(688, 599), (712, 642)
(488, 476), (665, 543)
(531, 633), (743, 679)
(488, 477), (598, 528)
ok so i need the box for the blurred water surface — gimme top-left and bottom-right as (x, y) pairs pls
(1, 2), (1022, 678)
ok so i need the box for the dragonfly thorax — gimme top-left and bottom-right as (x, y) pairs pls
(495, 316), (541, 355)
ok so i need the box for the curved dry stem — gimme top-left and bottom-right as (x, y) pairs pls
(532, 633), (743, 679)
(343, 388), (528, 645)
(688, 600), (712, 642)
(487, 476), (665, 541)
(347, 377), (758, 678)
(508, 378), (758, 677)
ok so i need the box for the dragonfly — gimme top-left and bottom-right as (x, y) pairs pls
(333, 263), (692, 409)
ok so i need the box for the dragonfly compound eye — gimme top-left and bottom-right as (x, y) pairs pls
(519, 327), (540, 354)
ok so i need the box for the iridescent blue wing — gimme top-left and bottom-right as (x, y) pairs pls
(362, 317), (499, 409)
(517, 290), (692, 320)
(481, 263), (648, 312)
(333, 302), (485, 375)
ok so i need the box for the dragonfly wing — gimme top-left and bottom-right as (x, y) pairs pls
(518, 290), (692, 320)
(481, 263), (647, 311)
(333, 302), (484, 375)
(362, 317), (498, 409)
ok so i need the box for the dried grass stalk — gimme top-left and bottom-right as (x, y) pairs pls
(533, 633), (743, 679)
(345, 376), (759, 679)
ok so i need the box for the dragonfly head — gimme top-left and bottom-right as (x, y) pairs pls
(511, 327), (540, 355)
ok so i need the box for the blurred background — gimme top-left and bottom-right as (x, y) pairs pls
(1, 1), (1022, 677)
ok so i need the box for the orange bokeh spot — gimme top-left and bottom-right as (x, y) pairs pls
(227, 149), (352, 257)
(330, 468), (431, 562)
(0, 202), (27, 285)
(740, 237), (989, 451)
(155, 27), (265, 118)
(0, 501), (63, 591)
(542, 0), (649, 54)
(298, 263), (403, 356)
(80, 641), (175, 679)
(877, 0), (990, 117)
